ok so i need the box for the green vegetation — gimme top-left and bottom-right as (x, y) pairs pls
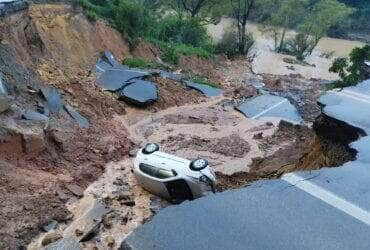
(190, 74), (220, 88)
(263, 0), (353, 60)
(122, 57), (168, 69)
(78, 0), (214, 65)
(329, 45), (370, 88)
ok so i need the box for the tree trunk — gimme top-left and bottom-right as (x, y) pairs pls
(278, 28), (286, 52)
(239, 23), (246, 54)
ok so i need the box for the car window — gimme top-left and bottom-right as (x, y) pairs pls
(139, 163), (177, 179)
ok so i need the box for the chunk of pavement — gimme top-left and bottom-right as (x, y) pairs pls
(40, 219), (59, 232)
(97, 69), (149, 91)
(102, 50), (120, 67)
(0, 94), (11, 113)
(64, 105), (90, 128)
(40, 87), (63, 113)
(41, 232), (62, 246)
(118, 80), (158, 106)
(22, 110), (48, 122)
(63, 200), (112, 242)
(45, 238), (81, 250)
(159, 70), (183, 81)
(95, 60), (113, 74)
(0, 76), (9, 95)
(65, 184), (84, 197)
(185, 81), (222, 97)
(236, 94), (303, 124)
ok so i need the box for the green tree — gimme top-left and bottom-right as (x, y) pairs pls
(329, 45), (370, 87)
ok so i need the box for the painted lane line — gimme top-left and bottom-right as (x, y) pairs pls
(95, 65), (106, 73)
(282, 173), (370, 226)
(342, 89), (370, 101)
(251, 99), (288, 119)
(332, 91), (370, 105)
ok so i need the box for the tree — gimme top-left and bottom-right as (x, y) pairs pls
(298, 0), (353, 55)
(265, 0), (307, 52)
(163, 0), (223, 19)
(329, 45), (370, 87)
(229, 0), (256, 54)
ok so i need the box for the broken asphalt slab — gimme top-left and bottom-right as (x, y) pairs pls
(45, 237), (81, 250)
(22, 110), (48, 122)
(122, 79), (370, 250)
(118, 80), (158, 106)
(97, 68), (149, 91)
(64, 105), (90, 128)
(40, 87), (63, 114)
(236, 94), (303, 124)
(185, 81), (222, 97)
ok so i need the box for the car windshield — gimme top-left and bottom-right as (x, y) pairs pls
(139, 163), (177, 179)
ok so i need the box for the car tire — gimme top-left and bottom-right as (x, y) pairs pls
(142, 143), (159, 154)
(190, 159), (209, 171)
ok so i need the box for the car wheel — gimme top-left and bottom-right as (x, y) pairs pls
(190, 158), (208, 171)
(142, 143), (159, 154)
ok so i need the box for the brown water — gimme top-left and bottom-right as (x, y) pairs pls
(208, 18), (365, 80)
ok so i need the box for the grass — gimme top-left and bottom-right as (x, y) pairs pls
(146, 38), (213, 65)
(123, 57), (168, 70)
(189, 73), (221, 88)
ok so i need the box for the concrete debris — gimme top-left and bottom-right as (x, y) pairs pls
(236, 94), (303, 124)
(65, 184), (84, 198)
(118, 80), (158, 106)
(0, 94), (11, 113)
(63, 199), (111, 242)
(45, 237), (81, 250)
(185, 81), (222, 97)
(97, 69), (149, 91)
(40, 87), (63, 114)
(0, 0), (28, 17)
(64, 105), (90, 128)
(40, 220), (59, 232)
(41, 232), (62, 246)
(22, 110), (48, 122)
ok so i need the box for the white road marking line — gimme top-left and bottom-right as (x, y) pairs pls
(95, 65), (106, 73)
(282, 173), (370, 226)
(342, 89), (370, 101)
(251, 99), (287, 119)
(332, 91), (370, 105)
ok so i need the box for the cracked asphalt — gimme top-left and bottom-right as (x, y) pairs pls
(122, 80), (370, 250)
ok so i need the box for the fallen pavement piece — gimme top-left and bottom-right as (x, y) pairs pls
(159, 70), (183, 82)
(64, 105), (90, 128)
(118, 80), (158, 106)
(0, 76), (9, 95)
(236, 94), (303, 124)
(185, 81), (222, 97)
(101, 50), (120, 67)
(97, 68), (149, 91)
(63, 199), (112, 242)
(40, 219), (59, 232)
(22, 110), (48, 122)
(40, 87), (63, 114)
(45, 237), (81, 250)
(0, 94), (11, 113)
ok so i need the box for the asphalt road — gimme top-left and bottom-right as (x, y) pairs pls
(123, 79), (370, 250)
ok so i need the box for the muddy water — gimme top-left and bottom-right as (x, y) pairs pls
(207, 18), (365, 80)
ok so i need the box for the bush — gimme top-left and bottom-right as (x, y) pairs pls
(123, 57), (168, 69)
(216, 30), (254, 58)
(113, 0), (154, 46)
(155, 16), (212, 48)
(329, 45), (370, 88)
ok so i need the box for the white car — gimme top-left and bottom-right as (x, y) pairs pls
(133, 143), (217, 203)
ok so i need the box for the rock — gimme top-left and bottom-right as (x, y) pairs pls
(40, 87), (63, 114)
(22, 129), (46, 155)
(0, 94), (11, 113)
(40, 219), (58, 232)
(266, 122), (274, 127)
(121, 200), (135, 207)
(45, 238), (81, 250)
(0, 0), (28, 17)
(253, 132), (263, 140)
(105, 235), (115, 248)
(56, 189), (69, 202)
(41, 232), (62, 246)
(65, 184), (84, 197)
